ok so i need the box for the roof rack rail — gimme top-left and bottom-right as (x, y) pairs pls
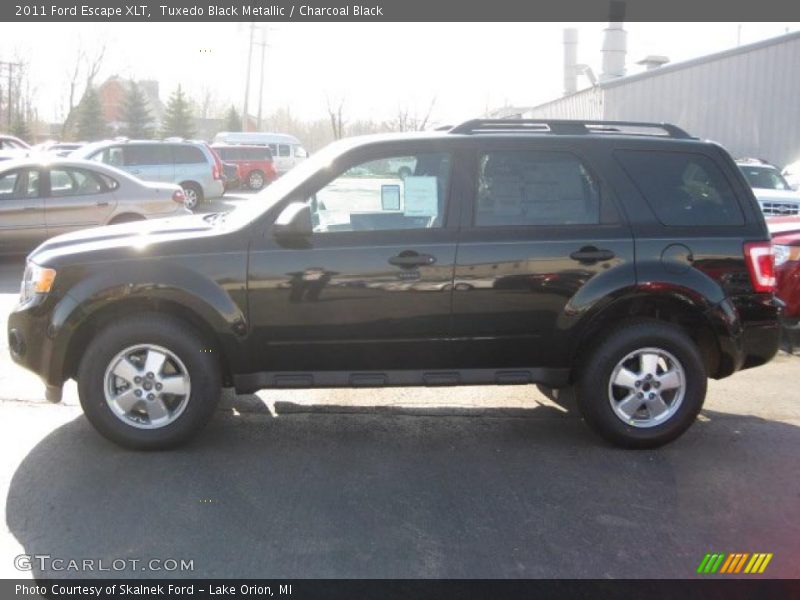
(449, 119), (693, 139)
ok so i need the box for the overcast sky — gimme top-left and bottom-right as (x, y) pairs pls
(2, 22), (797, 125)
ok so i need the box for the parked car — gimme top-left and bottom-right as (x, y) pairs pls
(33, 141), (86, 157)
(0, 134), (32, 161)
(221, 161), (241, 191)
(212, 132), (308, 175)
(71, 139), (225, 209)
(736, 158), (800, 217)
(8, 119), (781, 450)
(212, 144), (278, 190)
(0, 157), (190, 254)
(767, 216), (800, 323)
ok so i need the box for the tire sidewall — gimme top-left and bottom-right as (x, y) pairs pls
(78, 315), (221, 450)
(576, 322), (707, 448)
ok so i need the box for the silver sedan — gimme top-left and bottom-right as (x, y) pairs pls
(0, 158), (191, 254)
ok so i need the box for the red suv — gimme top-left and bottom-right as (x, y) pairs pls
(211, 144), (277, 190)
(768, 217), (800, 324)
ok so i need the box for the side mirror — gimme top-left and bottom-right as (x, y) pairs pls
(273, 202), (312, 241)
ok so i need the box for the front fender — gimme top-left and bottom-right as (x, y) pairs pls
(45, 258), (248, 386)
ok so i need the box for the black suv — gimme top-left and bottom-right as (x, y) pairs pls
(7, 120), (781, 450)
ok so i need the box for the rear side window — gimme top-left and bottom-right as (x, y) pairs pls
(278, 144), (290, 157)
(49, 168), (106, 196)
(475, 151), (601, 226)
(616, 150), (744, 226)
(172, 145), (206, 164)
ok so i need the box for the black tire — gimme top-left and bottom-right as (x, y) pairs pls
(575, 319), (707, 449)
(248, 170), (266, 190)
(77, 313), (221, 450)
(181, 182), (203, 210)
(536, 384), (576, 411)
(109, 213), (145, 225)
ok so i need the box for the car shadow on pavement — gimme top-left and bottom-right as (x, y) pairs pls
(6, 396), (800, 579)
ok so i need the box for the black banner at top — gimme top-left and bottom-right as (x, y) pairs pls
(4, 0), (800, 22)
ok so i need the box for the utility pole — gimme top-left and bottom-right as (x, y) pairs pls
(255, 26), (268, 131)
(0, 61), (22, 129)
(242, 23), (255, 132)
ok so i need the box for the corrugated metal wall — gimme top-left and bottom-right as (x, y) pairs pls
(524, 33), (800, 167)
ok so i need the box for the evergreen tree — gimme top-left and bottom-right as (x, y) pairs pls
(224, 105), (242, 131)
(75, 87), (108, 141)
(121, 81), (154, 138)
(160, 85), (195, 138)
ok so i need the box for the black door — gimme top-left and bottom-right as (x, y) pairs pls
(247, 147), (462, 372)
(451, 140), (635, 369)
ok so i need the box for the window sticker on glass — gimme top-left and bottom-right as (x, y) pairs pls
(381, 184), (401, 211)
(403, 176), (438, 217)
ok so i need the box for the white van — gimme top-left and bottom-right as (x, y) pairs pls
(212, 132), (308, 175)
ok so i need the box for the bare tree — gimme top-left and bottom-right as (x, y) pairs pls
(62, 40), (106, 138)
(388, 96), (437, 132)
(325, 95), (345, 140)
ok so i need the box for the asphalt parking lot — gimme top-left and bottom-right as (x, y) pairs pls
(0, 203), (799, 579)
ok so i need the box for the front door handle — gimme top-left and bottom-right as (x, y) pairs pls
(389, 252), (437, 268)
(96, 201), (109, 207)
(570, 247), (615, 263)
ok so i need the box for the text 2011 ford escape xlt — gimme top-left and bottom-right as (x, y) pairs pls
(7, 120), (782, 450)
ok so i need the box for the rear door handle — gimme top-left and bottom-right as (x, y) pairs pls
(389, 252), (437, 268)
(96, 201), (109, 207)
(570, 247), (615, 263)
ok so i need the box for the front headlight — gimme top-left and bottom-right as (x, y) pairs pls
(19, 262), (57, 306)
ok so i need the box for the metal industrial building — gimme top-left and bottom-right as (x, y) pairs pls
(500, 29), (800, 168)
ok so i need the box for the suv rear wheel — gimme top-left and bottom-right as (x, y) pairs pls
(575, 319), (706, 448)
(181, 182), (203, 210)
(248, 170), (265, 190)
(77, 313), (221, 450)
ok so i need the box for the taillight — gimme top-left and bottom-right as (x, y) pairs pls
(172, 190), (185, 204)
(212, 164), (221, 180)
(743, 241), (776, 293)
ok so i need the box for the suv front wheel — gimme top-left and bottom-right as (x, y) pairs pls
(575, 319), (707, 449)
(77, 313), (221, 450)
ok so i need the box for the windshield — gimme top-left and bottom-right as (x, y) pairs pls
(222, 140), (353, 228)
(739, 165), (791, 191)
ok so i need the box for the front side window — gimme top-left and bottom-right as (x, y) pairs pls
(310, 152), (451, 232)
(475, 151), (601, 226)
(617, 150), (744, 227)
(294, 146), (308, 158)
(49, 168), (106, 197)
(0, 171), (21, 198)
(0, 169), (39, 199)
(124, 144), (170, 166)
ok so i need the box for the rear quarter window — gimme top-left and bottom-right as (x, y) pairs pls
(616, 150), (744, 226)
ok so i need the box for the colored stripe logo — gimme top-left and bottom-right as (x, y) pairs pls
(697, 552), (773, 574)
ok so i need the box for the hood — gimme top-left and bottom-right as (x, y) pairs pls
(751, 188), (800, 204)
(30, 213), (221, 264)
